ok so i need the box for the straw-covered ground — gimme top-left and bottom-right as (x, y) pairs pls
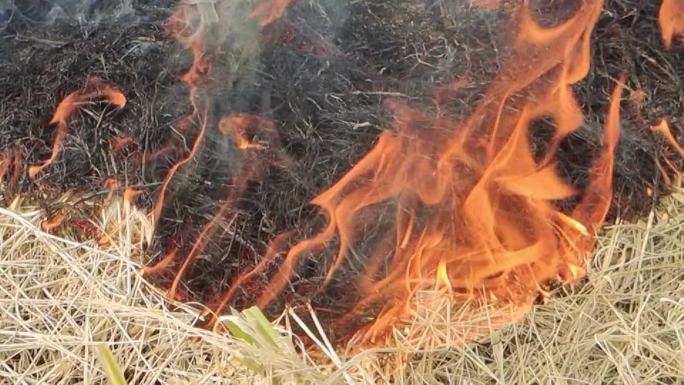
(0, 189), (682, 384)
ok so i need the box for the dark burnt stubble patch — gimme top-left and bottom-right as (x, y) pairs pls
(571, 0), (684, 219)
(0, 0), (181, 197)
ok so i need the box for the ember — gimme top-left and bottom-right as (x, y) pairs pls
(1, 0), (682, 348)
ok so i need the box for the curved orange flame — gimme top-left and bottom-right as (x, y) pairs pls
(29, 78), (126, 178)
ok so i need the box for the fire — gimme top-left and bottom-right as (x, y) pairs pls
(0, 149), (23, 193)
(1, 0), (675, 352)
(136, 0), (682, 346)
(659, 0), (684, 49)
(565, 263), (585, 281)
(251, 0), (292, 27)
(149, 4), (212, 226)
(229, 0), (616, 341)
(436, 258), (452, 290)
(28, 78), (126, 178)
(555, 212), (590, 237)
(219, 114), (275, 150)
(652, 119), (684, 158)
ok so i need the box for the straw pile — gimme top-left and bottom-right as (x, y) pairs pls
(1, 189), (682, 384)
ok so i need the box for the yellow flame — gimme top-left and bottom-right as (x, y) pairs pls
(567, 263), (585, 280)
(555, 212), (590, 236)
(436, 257), (452, 290)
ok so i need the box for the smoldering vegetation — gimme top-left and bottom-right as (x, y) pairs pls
(0, 0), (682, 338)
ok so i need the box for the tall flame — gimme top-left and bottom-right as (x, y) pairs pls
(202, 0), (622, 341)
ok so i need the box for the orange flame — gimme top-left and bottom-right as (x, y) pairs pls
(10, 0), (669, 350)
(166, 113), (278, 301)
(651, 119), (684, 158)
(219, 114), (276, 150)
(140, 0), (293, 307)
(29, 78), (126, 178)
(468, 0), (499, 10)
(251, 0), (293, 27)
(436, 257), (452, 290)
(149, 5), (212, 226)
(149, 0), (291, 227)
(0, 149), (24, 193)
(659, 0), (684, 49)
(220, 0), (617, 342)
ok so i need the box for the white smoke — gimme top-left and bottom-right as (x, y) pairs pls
(0, 0), (137, 27)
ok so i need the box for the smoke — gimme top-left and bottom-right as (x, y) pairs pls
(0, 0), (137, 28)
(172, 0), (353, 125)
(186, 0), (351, 70)
(0, 0), (13, 27)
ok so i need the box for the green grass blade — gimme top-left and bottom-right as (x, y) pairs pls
(223, 319), (257, 345)
(96, 345), (127, 385)
(243, 306), (280, 349)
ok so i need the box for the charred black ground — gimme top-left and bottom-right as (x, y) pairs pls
(1, 0), (682, 339)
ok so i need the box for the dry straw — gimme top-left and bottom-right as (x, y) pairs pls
(1, 191), (682, 384)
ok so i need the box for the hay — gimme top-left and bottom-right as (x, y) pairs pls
(0, 190), (681, 384)
(394, 192), (684, 384)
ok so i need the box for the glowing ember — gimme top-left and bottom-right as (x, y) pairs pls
(28, 78), (126, 178)
(219, 114), (275, 150)
(41, 213), (66, 232)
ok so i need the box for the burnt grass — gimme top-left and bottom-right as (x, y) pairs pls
(1, 0), (682, 340)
